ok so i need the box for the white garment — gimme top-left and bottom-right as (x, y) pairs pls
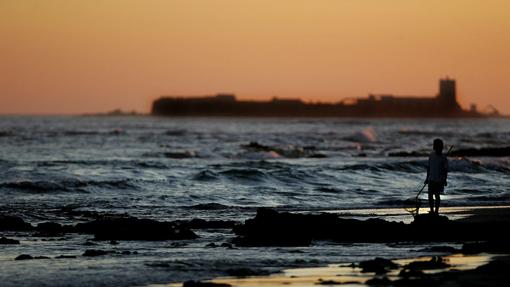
(427, 152), (448, 183)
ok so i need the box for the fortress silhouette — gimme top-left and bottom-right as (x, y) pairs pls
(152, 78), (486, 117)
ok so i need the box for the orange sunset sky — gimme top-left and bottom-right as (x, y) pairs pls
(1, 0), (509, 115)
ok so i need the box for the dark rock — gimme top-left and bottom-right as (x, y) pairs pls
(232, 208), (506, 246)
(205, 243), (218, 248)
(220, 243), (233, 248)
(451, 146), (510, 157)
(75, 216), (197, 241)
(473, 257), (510, 275)
(393, 256), (510, 287)
(82, 249), (110, 257)
(0, 215), (33, 231)
(232, 208), (315, 246)
(36, 222), (63, 233)
(404, 256), (450, 271)
(359, 258), (399, 274)
(462, 241), (510, 254)
(83, 241), (98, 246)
(164, 151), (196, 159)
(412, 213), (450, 225)
(121, 251), (131, 255)
(183, 281), (231, 287)
(308, 153), (327, 158)
(225, 268), (269, 277)
(0, 236), (20, 244)
(365, 276), (392, 286)
(14, 254), (50, 260)
(110, 240), (119, 245)
(35, 222), (74, 236)
(399, 268), (425, 278)
(15, 254), (33, 261)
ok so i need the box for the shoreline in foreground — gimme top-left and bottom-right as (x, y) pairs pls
(2, 206), (509, 287)
(155, 206), (510, 287)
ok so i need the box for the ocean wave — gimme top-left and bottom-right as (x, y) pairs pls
(143, 150), (198, 159)
(239, 151), (282, 160)
(164, 150), (197, 159)
(315, 187), (342, 193)
(388, 151), (428, 157)
(240, 142), (324, 159)
(184, 203), (238, 210)
(34, 159), (168, 169)
(220, 168), (268, 182)
(340, 158), (510, 173)
(0, 130), (15, 137)
(164, 129), (187, 136)
(468, 194), (510, 202)
(193, 170), (219, 181)
(43, 129), (126, 137)
(344, 127), (377, 143)
(210, 160), (292, 170)
(0, 178), (136, 193)
(0, 179), (87, 192)
(339, 161), (425, 173)
(397, 129), (457, 137)
(390, 146), (510, 158)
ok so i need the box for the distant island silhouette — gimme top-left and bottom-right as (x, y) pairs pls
(152, 78), (498, 118)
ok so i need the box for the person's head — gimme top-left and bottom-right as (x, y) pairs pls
(433, 138), (444, 154)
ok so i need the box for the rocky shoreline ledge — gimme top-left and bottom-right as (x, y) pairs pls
(2, 207), (510, 286)
(232, 208), (509, 247)
(2, 207), (510, 253)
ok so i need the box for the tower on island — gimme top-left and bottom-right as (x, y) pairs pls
(438, 78), (461, 111)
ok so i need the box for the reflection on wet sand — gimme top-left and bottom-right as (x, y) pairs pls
(161, 254), (491, 287)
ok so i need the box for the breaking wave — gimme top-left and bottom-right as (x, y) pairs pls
(340, 158), (510, 173)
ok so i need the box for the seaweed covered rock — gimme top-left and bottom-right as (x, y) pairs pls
(0, 215), (33, 231)
(75, 216), (197, 241)
(14, 254), (50, 260)
(450, 146), (510, 157)
(0, 237), (20, 244)
(412, 213), (450, 225)
(35, 222), (74, 236)
(359, 258), (399, 274)
(233, 208), (505, 247)
(232, 208), (316, 246)
(403, 256), (450, 271)
(462, 241), (510, 254)
(233, 208), (406, 246)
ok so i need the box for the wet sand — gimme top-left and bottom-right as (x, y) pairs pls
(155, 206), (510, 287)
(156, 254), (501, 287)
